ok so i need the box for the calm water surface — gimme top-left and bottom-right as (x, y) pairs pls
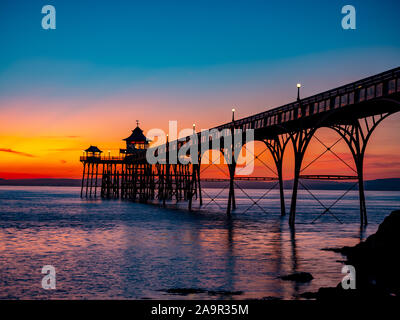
(1, 186), (399, 300)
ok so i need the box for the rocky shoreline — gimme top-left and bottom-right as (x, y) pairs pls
(302, 210), (400, 300)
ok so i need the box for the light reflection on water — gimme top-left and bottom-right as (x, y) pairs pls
(0, 186), (399, 300)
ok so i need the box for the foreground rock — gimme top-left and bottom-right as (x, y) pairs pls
(162, 288), (243, 296)
(280, 272), (313, 283)
(305, 210), (400, 299)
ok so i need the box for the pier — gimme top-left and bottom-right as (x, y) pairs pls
(81, 67), (400, 227)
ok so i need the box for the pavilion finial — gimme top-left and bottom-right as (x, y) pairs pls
(136, 120), (140, 127)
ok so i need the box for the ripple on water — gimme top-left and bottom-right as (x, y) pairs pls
(0, 186), (399, 299)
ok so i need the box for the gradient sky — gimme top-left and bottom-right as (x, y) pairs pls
(0, 0), (400, 179)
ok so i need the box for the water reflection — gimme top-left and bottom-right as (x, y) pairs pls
(289, 227), (299, 297)
(224, 217), (235, 297)
(0, 186), (399, 299)
(359, 225), (367, 241)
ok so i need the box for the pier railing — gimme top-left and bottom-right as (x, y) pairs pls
(80, 67), (400, 227)
(80, 156), (126, 161)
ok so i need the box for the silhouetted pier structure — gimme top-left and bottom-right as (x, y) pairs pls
(81, 124), (201, 210)
(81, 67), (400, 226)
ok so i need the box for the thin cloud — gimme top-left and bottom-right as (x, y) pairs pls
(49, 148), (83, 152)
(366, 161), (400, 168)
(0, 148), (35, 158)
(40, 136), (80, 139)
(49, 147), (120, 152)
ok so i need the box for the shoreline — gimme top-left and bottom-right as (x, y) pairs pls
(1, 178), (400, 191)
(301, 210), (400, 300)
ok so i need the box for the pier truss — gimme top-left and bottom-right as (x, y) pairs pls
(81, 67), (400, 227)
(81, 157), (201, 209)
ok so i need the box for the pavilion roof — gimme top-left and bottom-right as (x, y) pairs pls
(85, 146), (103, 153)
(123, 126), (148, 143)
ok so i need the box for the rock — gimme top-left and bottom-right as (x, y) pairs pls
(342, 210), (400, 293)
(299, 291), (318, 299)
(303, 211), (400, 300)
(280, 272), (314, 283)
(164, 288), (206, 295)
(163, 288), (244, 297)
(320, 247), (344, 253)
(260, 296), (282, 301)
(207, 290), (243, 296)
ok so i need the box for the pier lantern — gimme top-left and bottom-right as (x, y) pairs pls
(297, 83), (302, 101)
(122, 121), (149, 154)
(84, 146), (103, 158)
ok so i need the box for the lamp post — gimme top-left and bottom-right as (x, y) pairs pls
(108, 150), (111, 159)
(232, 108), (236, 122)
(297, 83), (302, 101)
(193, 123), (196, 133)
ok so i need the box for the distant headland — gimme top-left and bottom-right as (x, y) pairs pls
(1, 178), (400, 191)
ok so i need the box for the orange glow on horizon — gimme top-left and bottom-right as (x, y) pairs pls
(1, 96), (400, 180)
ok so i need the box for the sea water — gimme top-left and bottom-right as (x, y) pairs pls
(0, 186), (399, 299)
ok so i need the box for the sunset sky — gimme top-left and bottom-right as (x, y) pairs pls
(1, 0), (400, 180)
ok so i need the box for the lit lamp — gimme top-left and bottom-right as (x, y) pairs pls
(193, 123), (196, 133)
(297, 83), (302, 101)
(232, 108), (236, 122)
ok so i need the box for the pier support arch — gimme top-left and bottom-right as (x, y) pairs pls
(263, 135), (290, 217)
(330, 112), (394, 226)
(288, 128), (318, 227)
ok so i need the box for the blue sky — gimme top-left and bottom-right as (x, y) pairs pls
(1, 0), (400, 100)
(1, 0), (399, 66)
(0, 0), (400, 179)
